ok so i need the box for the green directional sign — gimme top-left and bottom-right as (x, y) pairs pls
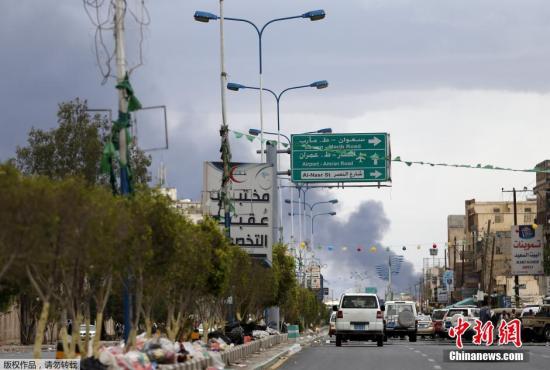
(291, 133), (391, 183)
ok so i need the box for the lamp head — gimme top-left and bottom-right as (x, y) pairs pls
(302, 9), (326, 21)
(316, 128), (332, 134)
(227, 82), (246, 91)
(285, 199), (291, 204)
(310, 80), (329, 89)
(194, 11), (219, 23)
(329, 212), (336, 216)
(248, 128), (261, 136)
(329, 199), (338, 204)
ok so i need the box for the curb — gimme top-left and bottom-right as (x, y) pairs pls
(250, 344), (300, 370)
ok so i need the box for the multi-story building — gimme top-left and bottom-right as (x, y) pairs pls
(447, 215), (469, 301)
(463, 199), (544, 305)
(157, 187), (203, 223)
(534, 159), (550, 277)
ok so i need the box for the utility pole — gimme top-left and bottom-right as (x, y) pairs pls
(488, 235), (496, 307)
(453, 236), (457, 302)
(461, 242), (465, 290)
(218, 0), (232, 239)
(482, 220), (491, 292)
(114, 0), (131, 343)
(502, 187), (531, 308)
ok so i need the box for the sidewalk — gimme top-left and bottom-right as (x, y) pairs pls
(226, 331), (326, 370)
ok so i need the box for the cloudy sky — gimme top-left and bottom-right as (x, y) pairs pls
(2, 0), (550, 297)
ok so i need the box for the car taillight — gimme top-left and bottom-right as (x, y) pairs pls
(377, 310), (383, 319)
(415, 320), (418, 326)
(337, 310), (343, 319)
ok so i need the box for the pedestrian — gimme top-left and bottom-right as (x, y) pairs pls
(480, 297), (491, 324)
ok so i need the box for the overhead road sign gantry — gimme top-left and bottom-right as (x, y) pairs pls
(291, 133), (391, 183)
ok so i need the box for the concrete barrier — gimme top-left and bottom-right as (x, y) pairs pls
(160, 334), (288, 370)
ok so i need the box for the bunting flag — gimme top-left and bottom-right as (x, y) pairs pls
(101, 73), (142, 195)
(228, 129), (550, 174)
(291, 240), (455, 253)
(229, 129), (289, 148)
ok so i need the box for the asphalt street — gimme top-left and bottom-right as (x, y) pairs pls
(279, 336), (550, 370)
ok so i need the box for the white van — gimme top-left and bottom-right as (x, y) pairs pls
(333, 293), (385, 347)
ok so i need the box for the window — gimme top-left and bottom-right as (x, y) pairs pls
(341, 295), (378, 309)
(387, 304), (414, 316)
(524, 214), (533, 223)
(525, 208), (532, 213)
(493, 208), (500, 213)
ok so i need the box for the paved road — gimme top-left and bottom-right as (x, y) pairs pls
(280, 336), (550, 370)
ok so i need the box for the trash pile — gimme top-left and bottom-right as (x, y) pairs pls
(82, 323), (280, 370)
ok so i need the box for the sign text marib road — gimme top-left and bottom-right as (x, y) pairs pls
(291, 133), (390, 183)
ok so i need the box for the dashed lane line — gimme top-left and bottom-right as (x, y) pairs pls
(428, 359), (435, 362)
(433, 366), (442, 370)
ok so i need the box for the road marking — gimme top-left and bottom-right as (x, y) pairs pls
(421, 354), (427, 357)
(433, 366), (442, 370)
(409, 347), (414, 350)
(428, 359), (435, 362)
(414, 350), (421, 353)
(542, 355), (550, 359)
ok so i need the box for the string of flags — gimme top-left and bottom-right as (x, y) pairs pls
(229, 129), (550, 174)
(295, 241), (449, 252)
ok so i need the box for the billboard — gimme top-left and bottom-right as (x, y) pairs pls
(511, 225), (544, 275)
(202, 162), (274, 263)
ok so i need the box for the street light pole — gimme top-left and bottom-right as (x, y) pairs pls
(195, 9), (326, 162)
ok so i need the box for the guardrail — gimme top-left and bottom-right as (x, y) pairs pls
(159, 333), (288, 370)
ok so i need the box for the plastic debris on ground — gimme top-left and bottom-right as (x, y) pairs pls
(93, 322), (283, 369)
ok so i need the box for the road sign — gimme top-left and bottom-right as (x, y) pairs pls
(323, 287), (329, 296)
(365, 287), (378, 294)
(429, 248), (438, 256)
(291, 133), (390, 183)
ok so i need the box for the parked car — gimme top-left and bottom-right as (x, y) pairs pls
(520, 305), (540, 318)
(384, 301), (418, 342)
(431, 309), (448, 337)
(79, 324), (96, 339)
(417, 315), (435, 339)
(329, 312), (336, 337)
(443, 306), (480, 339)
(521, 304), (550, 342)
(333, 293), (385, 347)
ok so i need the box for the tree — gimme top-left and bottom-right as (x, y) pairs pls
(272, 244), (297, 322)
(0, 163), (22, 281)
(15, 98), (151, 188)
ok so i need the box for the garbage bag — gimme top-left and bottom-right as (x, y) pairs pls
(226, 326), (244, 345)
(81, 357), (107, 370)
(208, 331), (231, 345)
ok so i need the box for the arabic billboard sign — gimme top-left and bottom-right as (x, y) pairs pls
(202, 162), (274, 263)
(511, 225), (544, 275)
(290, 133), (391, 183)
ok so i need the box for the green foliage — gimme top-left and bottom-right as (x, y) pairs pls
(1, 171), (325, 343)
(15, 98), (151, 187)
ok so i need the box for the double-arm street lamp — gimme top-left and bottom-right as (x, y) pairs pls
(288, 209), (336, 249)
(286, 199), (337, 247)
(247, 127), (332, 146)
(194, 9), (326, 161)
(248, 127), (332, 244)
(228, 81), (328, 147)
